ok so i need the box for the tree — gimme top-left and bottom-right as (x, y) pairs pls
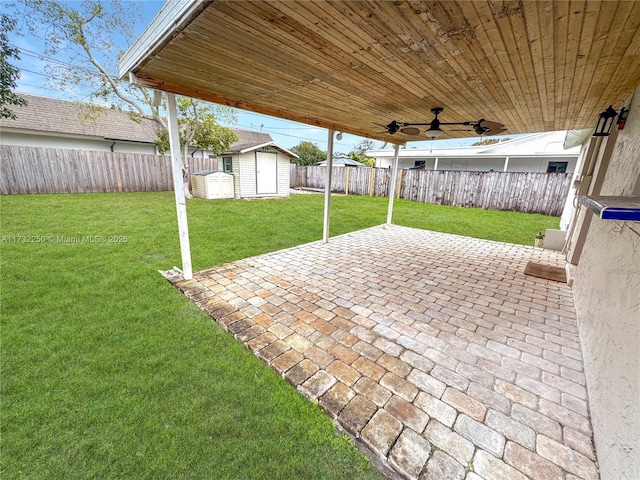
(471, 137), (510, 146)
(18, 0), (238, 195)
(155, 97), (238, 159)
(347, 139), (376, 167)
(290, 141), (326, 165)
(0, 13), (28, 119)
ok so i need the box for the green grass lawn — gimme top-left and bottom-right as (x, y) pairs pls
(1, 192), (559, 479)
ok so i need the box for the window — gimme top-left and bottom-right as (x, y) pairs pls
(451, 161), (468, 171)
(547, 161), (568, 173)
(414, 160), (426, 169)
(223, 157), (233, 173)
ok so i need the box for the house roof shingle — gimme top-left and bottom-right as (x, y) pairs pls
(0, 94), (277, 150)
(0, 94), (161, 143)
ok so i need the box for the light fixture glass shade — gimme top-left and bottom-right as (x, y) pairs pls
(426, 128), (444, 138)
(593, 105), (618, 137)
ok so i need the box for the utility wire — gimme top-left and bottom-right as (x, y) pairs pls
(16, 50), (363, 149)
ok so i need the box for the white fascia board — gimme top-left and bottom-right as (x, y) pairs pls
(4, 127), (107, 142)
(118, 0), (205, 79)
(369, 151), (579, 159)
(564, 129), (594, 149)
(367, 147), (480, 157)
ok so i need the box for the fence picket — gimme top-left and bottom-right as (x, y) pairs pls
(0, 146), (219, 195)
(1, 146), (571, 216)
(289, 165), (571, 216)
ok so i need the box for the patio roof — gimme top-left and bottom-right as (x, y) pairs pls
(119, 0), (640, 144)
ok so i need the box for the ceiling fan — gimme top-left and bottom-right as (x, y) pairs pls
(383, 107), (507, 138)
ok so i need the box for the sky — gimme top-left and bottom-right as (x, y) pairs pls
(7, 0), (516, 153)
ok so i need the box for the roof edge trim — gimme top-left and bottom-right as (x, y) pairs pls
(235, 141), (298, 158)
(118, 0), (207, 79)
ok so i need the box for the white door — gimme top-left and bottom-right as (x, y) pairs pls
(256, 152), (277, 194)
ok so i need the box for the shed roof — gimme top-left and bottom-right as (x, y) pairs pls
(119, 1), (640, 145)
(224, 140), (298, 158)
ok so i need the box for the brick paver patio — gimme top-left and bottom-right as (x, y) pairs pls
(165, 225), (598, 480)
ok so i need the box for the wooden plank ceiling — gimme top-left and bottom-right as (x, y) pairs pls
(124, 0), (640, 144)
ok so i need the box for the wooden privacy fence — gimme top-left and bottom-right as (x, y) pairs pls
(0, 145), (218, 194)
(290, 165), (572, 216)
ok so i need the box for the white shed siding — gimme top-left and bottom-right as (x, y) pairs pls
(277, 154), (289, 196)
(239, 152), (257, 197)
(232, 155), (241, 198)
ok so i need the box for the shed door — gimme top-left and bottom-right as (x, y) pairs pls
(256, 152), (277, 194)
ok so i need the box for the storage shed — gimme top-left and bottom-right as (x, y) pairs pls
(218, 140), (297, 199)
(191, 171), (234, 199)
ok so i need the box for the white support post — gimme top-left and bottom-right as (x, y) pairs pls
(322, 129), (335, 243)
(166, 92), (193, 280)
(433, 157), (439, 171)
(386, 144), (401, 225)
(503, 156), (510, 172)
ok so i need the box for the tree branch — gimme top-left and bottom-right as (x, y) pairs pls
(72, 13), (148, 119)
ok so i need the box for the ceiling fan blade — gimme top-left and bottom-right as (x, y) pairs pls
(478, 120), (505, 130)
(400, 126), (421, 136)
(485, 128), (508, 136)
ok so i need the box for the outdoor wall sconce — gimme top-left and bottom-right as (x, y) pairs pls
(593, 105), (618, 136)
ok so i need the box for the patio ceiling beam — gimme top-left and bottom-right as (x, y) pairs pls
(166, 92), (193, 280)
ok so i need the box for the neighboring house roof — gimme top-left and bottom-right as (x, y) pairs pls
(227, 130), (273, 150)
(224, 140), (298, 158)
(0, 94), (284, 153)
(367, 131), (582, 158)
(318, 156), (367, 166)
(0, 94), (160, 143)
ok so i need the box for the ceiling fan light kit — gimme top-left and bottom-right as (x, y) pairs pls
(384, 107), (505, 139)
(425, 127), (444, 138)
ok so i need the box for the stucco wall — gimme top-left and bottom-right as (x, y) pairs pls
(572, 85), (640, 480)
